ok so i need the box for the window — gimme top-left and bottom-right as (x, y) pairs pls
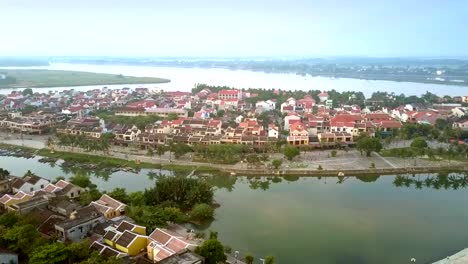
(40, 184), (44, 188)
(70, 192), (74, 198)
(79, 226), (83, 233)
(30, 187), (34, 192)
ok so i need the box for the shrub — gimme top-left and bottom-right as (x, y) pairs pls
(331, 150), (337, 157)
(317, 165), (323, 170)
(191, 203), (214, 221)
(411, 137), (428, 149)
(272, 159), (282, 169)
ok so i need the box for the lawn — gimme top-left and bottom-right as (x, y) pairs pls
(0, 69), (170, 88)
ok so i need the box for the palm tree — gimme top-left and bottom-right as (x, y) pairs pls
(146, 147), (154, 160)
(156, 145), (166, 163)
(245, 254), (254, 264)
(265, 256), (275, 264)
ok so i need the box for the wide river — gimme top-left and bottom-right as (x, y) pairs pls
(0, 63), (467, 97)
(0, 155), (467, 264)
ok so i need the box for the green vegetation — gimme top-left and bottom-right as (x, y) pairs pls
(356, 136), (383, 156)
(193, 144), (248, 164)
(265, 256), (276, 264)
(283, 145), (300, 161)
(244, 254), (254, 264)
(272, 159), (282, 169)
(190, 203), (215, 221)
(0, 212), (120, 263)
(93, 110), (163, 130)
(410, 137), (428, 149)
(195, 237), (227, 264)
(381, 143), (468, 161)
(144, 175), (214, 209)
(0, 69), (169, 88)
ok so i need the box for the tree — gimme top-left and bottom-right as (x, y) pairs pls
(69, 174), (93, 189)
(435, 119), (449, 130)
(146, 148), (154, 159)
(155, 145), (166, 162)
(195, 239), (226, 264)
(283, 145), (300, 161)
(22, 105), (37, 115)
(79, 189), (102, 205)
(190, 203), (214, 221)
(66, 240), (91, 263)
(172, 143), (192, 159)
(265, 256), (275, 264)
(245, 254), (254, 264)
(3, 224), (41, 255)
(0, 212), (19, 228)
(107, 188), (130, 204)
(22, 88), (33, 96)
(52, 176), (65, 184)
(271, 159), (282, 169)
(411, 137), (428, 149)
(29, 243), (68, 264)
(356, 136), (383, 157)
(0, 168), (10, 178)
(144, 176), (214, 209)
(129, 191), (146, 206)
(167, 113), (179, 121)
(246, 154), (261, 165)
(216, 109), (225, 117)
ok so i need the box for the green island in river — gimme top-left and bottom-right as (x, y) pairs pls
(0, 69), (170, 88)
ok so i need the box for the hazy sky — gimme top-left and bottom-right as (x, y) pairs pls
(1, 0), (467, 57)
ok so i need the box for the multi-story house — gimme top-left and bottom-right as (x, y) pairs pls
(287, 122), (309, 145)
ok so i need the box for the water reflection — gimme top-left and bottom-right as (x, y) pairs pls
(204, 173), (468, 191)
(393, 173), (468, 190)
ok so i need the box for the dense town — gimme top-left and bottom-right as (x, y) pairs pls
(0, 85), (467, 264)
(0, 85), (467, 149)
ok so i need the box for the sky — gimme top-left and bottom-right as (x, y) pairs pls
(1, 0), (468, 57)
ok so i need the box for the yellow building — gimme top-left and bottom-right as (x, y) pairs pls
(115, 230), (147, 256)
(116, 220), (146, 235)
(0, 191), (33, 210)
(90, 194), (126, 219)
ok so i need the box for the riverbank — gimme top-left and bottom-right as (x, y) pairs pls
(0, 137), (466, 177)
(0, 69), (170, 88)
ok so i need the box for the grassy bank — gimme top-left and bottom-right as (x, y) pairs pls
(0, 69), (170, 88)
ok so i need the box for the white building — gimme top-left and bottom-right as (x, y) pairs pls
(11, 175), (50, 193)
(453, 121), (468, 131)
(284, 114), (301, 130)
(255, 100), (276, 111)
(268, 124), (279, 138)
(451, 107), (467, 118)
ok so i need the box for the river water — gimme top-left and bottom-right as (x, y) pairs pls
(0, 155), (467, 264)
(1, 63), (467, 97)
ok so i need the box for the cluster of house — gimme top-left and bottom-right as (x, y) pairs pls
(0, 173), (203, 264)
(2, 87), (468, 148)
(53, 88), (468, 148)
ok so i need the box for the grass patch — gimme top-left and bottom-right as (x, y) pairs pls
(37, 149), (160, 169)
(0, 69), (170, 88)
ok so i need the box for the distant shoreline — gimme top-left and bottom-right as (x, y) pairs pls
(0, 69), (170, 89)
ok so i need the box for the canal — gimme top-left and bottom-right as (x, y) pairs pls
(0, 155), (467, 264)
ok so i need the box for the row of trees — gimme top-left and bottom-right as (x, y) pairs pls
(56, 133), (113, 153)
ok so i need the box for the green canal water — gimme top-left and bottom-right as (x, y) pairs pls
(0, 156), (467, 264)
